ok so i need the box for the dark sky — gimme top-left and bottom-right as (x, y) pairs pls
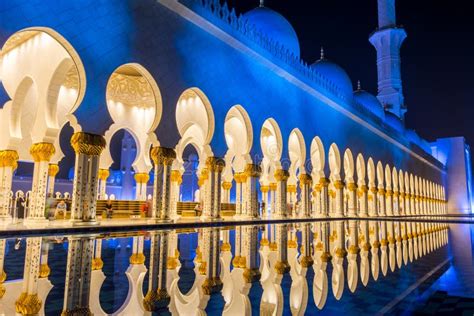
(228, 0), (474, 146)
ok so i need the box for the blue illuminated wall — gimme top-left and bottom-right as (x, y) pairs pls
(0, 0), (445, 184)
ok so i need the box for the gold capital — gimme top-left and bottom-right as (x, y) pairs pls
(0, 150), (19, 169)
(244, 163), (262, 177)
(151, 146), (176, 165)
(206, 156), (225, 172)
(30, 142), (55, 162)
(98, 169), (110, 181)
(171, 170), (182, 184)
(274, 169), (289, 181)
(48, 164), (59, 177)
(134, 173), (150, 184)
(222, 181), (232, 190)
(299, 173), (312, 185)
(70, 132), (105, 156)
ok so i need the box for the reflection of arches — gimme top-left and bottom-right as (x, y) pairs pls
(328, 143), (341, 181)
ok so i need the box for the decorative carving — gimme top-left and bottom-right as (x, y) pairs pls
(134, 173), (150, 184)
(70, 132), (106, 156)
(244, 163), (261, 178)
(130, 253), (146, 265)
(48, 164), (60, 177)
(98, 169), (110, 181)
(107, 73), (155, 108)
(206, 156), (225, 172)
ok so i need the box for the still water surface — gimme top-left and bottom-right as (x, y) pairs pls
(2, 219), (474, 315)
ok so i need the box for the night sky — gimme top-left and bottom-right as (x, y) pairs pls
(229, 0), (474, 147)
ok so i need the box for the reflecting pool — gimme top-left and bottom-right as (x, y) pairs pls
(1, 219), (474, 315)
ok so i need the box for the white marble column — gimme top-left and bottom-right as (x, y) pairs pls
(201, 228), (223, 295)
(170, 170), (182, 219)
(15, 237), (43, 315)
(47, 164), (59, 196)
(69, 133), (106, 224)
(333, 180), (344, 217)
(378, 187), (386, 216)
(242, 226), (261, 283)
(346, 182), (357, 217)
(386, 188), (393, 216)
(62, 236), (95, 315)
(0, 239), (6, 298)
(203, 157), (225, 219)
(358, 184), (369, 217)
(260, 185), (269, 217)
(319, 177), (330, 217)
(312, 182), (321, 217)
(269, 183), (277, 217)
(244, 164), (261, 219)
(0, 150), (18, 220)
(234, 173), (243, 217)
(368, 186), (378, 217)
(97, 169), (110, 200)
(221, 181), (232, 204)
(39, 241), (51, 279)
(299, 173), (312, 218)
(274, 169), (289, 218)
(151, 147), (176, 221)
(28, 143), (56, 221)
(134, 173), (149, 201)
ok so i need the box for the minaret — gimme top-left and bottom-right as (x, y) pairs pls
(369, 0), (407, 120)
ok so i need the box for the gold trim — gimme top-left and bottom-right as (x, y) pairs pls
(70, 132), (105, 156)
(30, 142), (55, 162)
(134, 173), (150, 184)
(48, 164), (60, 177)
(151, 146), (176, 165)
(0, 150), (19, 169)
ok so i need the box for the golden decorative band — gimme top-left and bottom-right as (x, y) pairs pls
(98, 169), (110, 181)
(70, 132), (105, 156)
(134, 173), (150, 184)
(244, 163), (262, 177)
(171, 170), (182, 184)
(0, 150), (19, 169)
(347, 182), (357, 191)
(151, 146), (176, 165)
(274, 260), (291, 274)
(319, 177), (330, 186)
(206, 156), (225, 172)
(30, 142), (55, 162)
(92, 257), (104, 270)
(269, 183), (277, 191)
(130, 253), (146, 264)
(333, 180), (344, 189)
(48, 164), (59, 177)
(287, 185), (297, 193)
(274, 169), (289, 181)
(39, 263), (50, 278)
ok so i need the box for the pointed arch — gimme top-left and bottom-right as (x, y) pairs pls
(343, 148), (355, 183)
(288, 128), (306, 184)
(310, 136), (325, 179)
(328, 143), (341, 181)
(356, 153), (366, 186)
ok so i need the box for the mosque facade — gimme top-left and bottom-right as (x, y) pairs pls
(0, 0), (472, 224)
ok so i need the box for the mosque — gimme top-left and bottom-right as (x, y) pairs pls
(0, 0), (472, 224)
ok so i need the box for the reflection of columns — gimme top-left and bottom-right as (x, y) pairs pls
(274, 224), (290, 274)
(274, 169), (289, 218)
(202, 228), (222, 295)
(260, 185), (269, 217)
(299, 174), (312, 218)
(170, 170), (182, 219)
(333, 180), (344, 217)
(151, 147), (176, 220)
(0, 239), (6, 298)
(98, 169), (110, 200)
(39, 241), (51, 279)
(242, 226), (261, 283)
(15, 237), (43, 315)
(134, 173), (150, 201)
(287, 184), (297, 215)
(204, 157), (225, 219)
(62, 237), (95, 315)
(70, 133), (106, 223)
(320, 177), (330, 217)
(221, 181), (232, 203)
(399, 191), (405, 215)
(0, 150), (18, 219)
(47, 164), (59, 196)
(347, 182), (357, 217)
(144, 232), (170, 312)
(301, 223), (314, 267)
(244, 164), (261, 218)
(409, 191), (415, 215)
(130, 236), (145, 265)
(28, 143), (55, 220)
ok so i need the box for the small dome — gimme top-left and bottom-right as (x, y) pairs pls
(384, 111), (404, 132)
(353, 89), (385, 119)
(244, 6), (300, 57)
(311, 56), (353, 99)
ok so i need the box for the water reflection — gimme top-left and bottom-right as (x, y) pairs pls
(0, 220), (450, 315)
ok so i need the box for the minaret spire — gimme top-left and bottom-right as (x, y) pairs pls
(369, 0), (407, 121)
(357, 80), (361, 91)
(320, 47), (324, 60)
(259, 0), (264, 7)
